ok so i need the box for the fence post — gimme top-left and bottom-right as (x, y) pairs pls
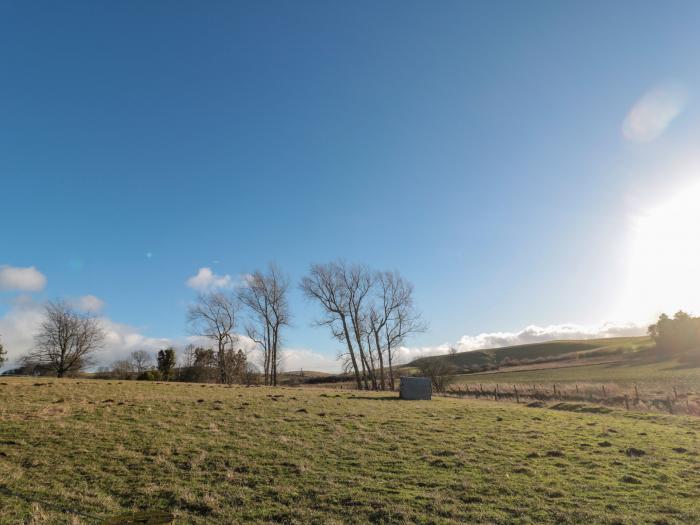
(494, 384), (499, 401)
(602, 385), (606, 399)
(514, 385), (520, 404)
(624, 394), (629, 410)
(634, 384), (640, 404)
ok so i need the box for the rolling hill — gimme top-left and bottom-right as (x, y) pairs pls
(406, 336), (652, 371)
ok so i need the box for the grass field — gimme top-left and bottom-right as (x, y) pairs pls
(2, 378), (700, 524)
(399, 337), (700, 414)
(451, 356), (700, 391)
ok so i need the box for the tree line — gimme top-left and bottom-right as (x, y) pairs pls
(648, 310), (700, 355)
(3, 261), (424, 389)
(98, 346), (251, 383)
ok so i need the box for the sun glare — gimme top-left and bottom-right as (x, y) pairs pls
(620, 180), (700, 322)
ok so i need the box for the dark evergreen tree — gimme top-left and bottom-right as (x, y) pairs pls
(157, 348), (176, 380)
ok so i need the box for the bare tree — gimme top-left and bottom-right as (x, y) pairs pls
(301, 262), (364, 389)
(415, 357), (455, 393)
(238, 263), (290, 386)
(27, 301), (105, 377)
(340, 263), (375, 389)
(302, 263), (426, 391)
(243, 362), (261, 386)
(370, 271), (427, 390)
(181, 344), (197, 368)
(130, 350), (152, 373)
(220, 348), (247, 384)
(187, 292), (238, 384)
(111, 359), (135, 379)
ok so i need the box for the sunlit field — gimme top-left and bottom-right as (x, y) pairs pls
(5, 3), (700, 525)
(2, 378), (700, 524)
(451, 357), (700, 390)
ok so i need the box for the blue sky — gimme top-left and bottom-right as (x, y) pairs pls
(3, 1), (700, 370)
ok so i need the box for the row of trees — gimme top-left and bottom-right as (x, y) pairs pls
(4, 264), (287, 383)
(102, 346), (251, 383)
(301, 261), (425, 391)
(106, 348), (178, 380)
(4, 261), (424, 390)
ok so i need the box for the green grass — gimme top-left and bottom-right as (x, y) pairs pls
(451, 354), (700, 391)
(2, 378), (700, 524)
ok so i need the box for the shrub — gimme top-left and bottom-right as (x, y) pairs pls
(137, 370), (160, 381)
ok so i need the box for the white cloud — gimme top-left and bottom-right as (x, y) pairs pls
(75, 295), (104, 313)
(277, 347), (340, 373)
(0, 298), (46, 367)
(395, 343), (454, 364)
(622, 85), (687, 142)
(453, 321), (645, 350)
(198, 337), (338, 374)
(186, 267), (234, 291)
(398, 321), (646, 364)
(0, 265), (47, 292)
(99, 318), (174, 364)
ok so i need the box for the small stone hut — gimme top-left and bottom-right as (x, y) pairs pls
(399, 376), (432, 400)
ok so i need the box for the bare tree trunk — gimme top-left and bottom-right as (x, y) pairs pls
(373, 329), (386, 390)
(218, 338), (226, 384)
(387, 346), (395, 390)
(354, 330), (372, 390)
(265, 321), (271, 385)
(271, 325), (278, 386)
(348, 302), (373, 389)
(340, 316), (362, 390)
(385, 326), (397, 391)
(239, 264), (290, 387)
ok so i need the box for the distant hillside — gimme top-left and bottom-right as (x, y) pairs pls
(406, 336), (651, 371)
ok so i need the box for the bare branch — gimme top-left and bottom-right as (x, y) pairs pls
(26, 300), (105, 377)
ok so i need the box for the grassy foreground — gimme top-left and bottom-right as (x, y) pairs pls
(1, 378), (700, 524)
